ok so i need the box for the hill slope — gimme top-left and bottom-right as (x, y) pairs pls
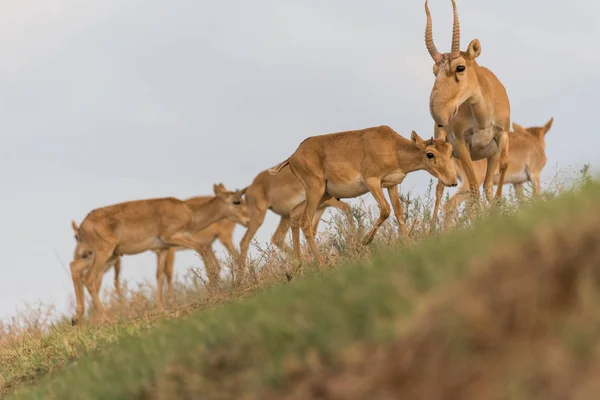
(7, 181), (600, 399)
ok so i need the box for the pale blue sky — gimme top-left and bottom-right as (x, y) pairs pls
(1, 0), (598, 319)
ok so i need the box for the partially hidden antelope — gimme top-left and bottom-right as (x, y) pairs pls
(433, 117), (553, 229)
(424, 0), (511, 205)
(268, 125), (458, 265)
(239, 164), (352, 282)
(69, 183), (249, 325)
(152, 199), (247, 305)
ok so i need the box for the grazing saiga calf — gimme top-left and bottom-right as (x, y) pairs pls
(70, 184), (249, 325)
(238, 164), (352, 283)
(425, 0), (511, 204)
(433, 118), (553, 229)
(268, 125), (458, 265)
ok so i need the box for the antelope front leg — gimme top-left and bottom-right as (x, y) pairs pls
(155, 249), (169, 310)
(70, 258), (90, 326)
(494, 131), (509, 199)
(431, 180), (445, 233)
(453, 137), (479, 197)
(531, 173), (542, 198)
(239, 207), (266, 279)
(113, 257), (122, 300)
(483, 153), (500, 203)
(443, 187), (470, 230)
(362, 178), (391, 246)
(81, 249), (114, 324)
(513, 183), (524, 202)
(387, 185), (408, 238)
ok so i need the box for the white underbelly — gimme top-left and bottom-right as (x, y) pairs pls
(269, 193), (306, 217)
(496, 169), (529, 185)
(117, 237), (167, 255)
(326, 179), (368, 199)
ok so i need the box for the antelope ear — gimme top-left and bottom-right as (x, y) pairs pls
(512, 122), (525, 132)
(466, 39), (481, 59)
(71, 220), (79, 233)
(213, 183), (225, 197)
(544, 117), (554, 134)
(411, 130), (425, 146)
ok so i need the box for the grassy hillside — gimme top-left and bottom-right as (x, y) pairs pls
(3, 176), (599, 399)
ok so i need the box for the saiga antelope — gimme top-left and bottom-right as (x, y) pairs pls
(433, 117), (553, 229)
(268, 126), (458, 265)
(425, 0), (511, 205)
(70, 184), (249, 325)
(239, 164), (352, 283)
(80, 197), (248, 309)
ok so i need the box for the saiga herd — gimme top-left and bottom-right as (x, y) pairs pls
(69, 1), (553, 325)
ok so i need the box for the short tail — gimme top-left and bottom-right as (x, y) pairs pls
(267, 158), (289, 175)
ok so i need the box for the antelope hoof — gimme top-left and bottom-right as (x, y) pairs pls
(285, 272), (293, 282)
(71, 317), (78, 326)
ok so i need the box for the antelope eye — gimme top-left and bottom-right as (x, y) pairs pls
(426, 152), (435, 159)
(456, 65), (466, 72)
(233, 200), (241, 205)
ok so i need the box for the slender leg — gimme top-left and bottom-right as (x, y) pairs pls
(70, 257), (90, 325)
(289, 201), (305, 262)
(454, 137), (479, 196)
(494, 131), (509, 199)
(239, 204), (267, 278)
(310, 207), (328, 237)
(199, 246), (221, 288)
(387, 185), (408, 238)
(155, 249), (169, 310)
(81, 247), (114, 324)
(513, 183), (524, 201)
(443, 187), (471, 230)
(295, 177), (329, 265)
(531, 173), (541, 198)
(164, 248), (176, 306)
(113, 256), (122, 300)
(431, 180), (445, 232)
(483, 153), (500, 203)
(361, 177), (391, 245)
(271, 217), (291, 251)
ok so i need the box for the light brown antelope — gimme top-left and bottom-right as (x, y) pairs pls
(268, 125), (458, 265)
(77, 196), (248, 308)
(425, 0), (511, 205)
(433, 117), (553, 229)
(69, 184), (249, 325)
(239, 164), (352, 283)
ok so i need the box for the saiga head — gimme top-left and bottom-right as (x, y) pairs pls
(425, 0), (482, 127)
(213, 183), (250, 227)
(411, 130), (458, 187)
(513, 117), (554, 149)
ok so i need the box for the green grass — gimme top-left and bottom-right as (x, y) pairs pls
(5, 180), (600, 399)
